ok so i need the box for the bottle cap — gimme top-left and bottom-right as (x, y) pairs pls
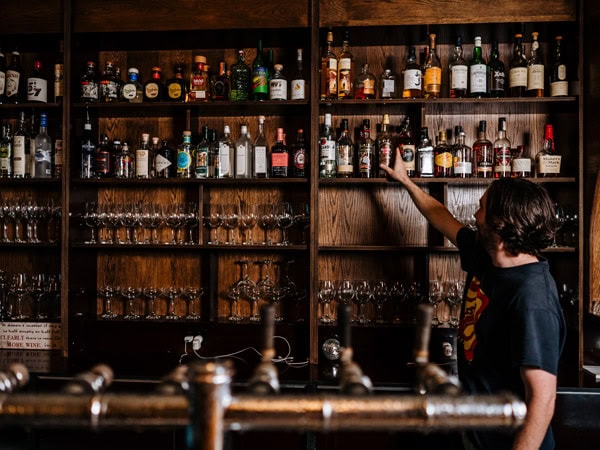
(274, 64), (283, 71)
(194, 55), (207, 64)
(183, 131), (191, 136)
(128, 67), (139, 74)
(241, 125), (248, 134)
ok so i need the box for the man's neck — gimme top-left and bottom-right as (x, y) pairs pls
(489, 248), (539, 268)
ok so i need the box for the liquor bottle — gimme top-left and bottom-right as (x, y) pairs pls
(114, 140), (135, 178)
(13, 112), (29, 178)
(379, 68), (397, 99)
(292, 128), (307, 177)
(509, 34), (528, 97)
(488, 41), (506, 98)
(253, 116), (269, 178)
(54, 41), (64, 104)
(99, 61), (119, 103)
(290, 49), (306, 101)
(0, 123), (12, 177)
(211, 61), (230, 101)
(252, 40), (269, 101)
(121, 67), (143, 103)
(511, 145), (532, 177)
(354, 63), (376, 99)
(235, 125), (253, 179)
(469, 36), (488, 98)
(271, 128), (289, 178)
(0, 48), (6, 102)
(54, 128), (63, 178)
(320, 31), (338, 100)
(143, 67), (164, 102)
(155, 139), (176, 178)
(423, 33), (442, 99)
(417, 127), (434, 177)
(535, 124), (561, 177)
(207, 129), (218, 177)
(80, 110), (95, 178)
(452, 127), (473, 178)
(27, 60), (48, 103)
(448, 36), (468, 98)
(190, 56), (210, 101)
(114, 67), (124, 100)
(216, 125), (234, 178)
(397, 116), (416, 177)
(527, 32), (545, 97)
(337, 31), (354, 99)
(5, 49), (25, 103)
(230, 50), (251, 101)
(79, 61), (100, 103)
(93, 134), (111, 178)
(493, 117), (512, 177)
(176, 131), (193, 178)
(134, 133), (150, 178)
(473, 120), (493, 178)
(358, 119), (375, 178)
(149, 137), (159, 177)
(377, 114), (393, 176)
(269, 64), (287, 101)
(28, 113), (37, 178)
(166, 64), (187, 102)
(34, 113), (53, 178)
(433, 130), (453, 177)
(549, 35), (568, 97)
(402, 46), (422, 99)
(319, 113), (336, 178)
(194, 125), (210, 178)
(336, 118), (354, 177)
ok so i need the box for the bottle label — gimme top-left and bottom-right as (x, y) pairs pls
(378, 142), (392, 167)
(451, 65), (468, 90)
(54, 138), (63, 168)
(293, 149), (305, 170)
(177, 150), (192, 171)
(27, 77), (48, 102)
(491, 70), (505, 92)
(252, 67), (268, 94)
(326, 60), (338, 96)
(236, 144), (248, 175)
(358, 145), (373, 175)
(13, 136), (26, 176)
(434, 151), (453, 169)
(537, 155), (561, 175)
(269, 79), (287, 100)
(136, 149), (149, 177)
(363, 78), (375, 96)
(254, 145), (267, 175)
(381, 79), (395, 97)
(5, 70), (20, 98)
(336, 144), (353, 176)
(155, 153), (172, 173)
(271, 152), (289, 169)
(218, 143), (231, 176)
(122, 83), (137, 99)
(168, 83), (183, 99)
(494, 146), (512, 173)
(424, 67), (441, 93)
(403, 69), (422, 90)
(194, 149), (209, 178)
(527, 64), (544, 90)
(145, 82), (159, 99)
(338, 69), (352, 97)
(469, 64), (487, 93)
(550, 80), (568, 97)
(319, 139), (336, 160)
(34, 147), (53, 177)
(0, 72), (5, 95)
(81, 81), (99, 99)
(400, 144), (416, 172)
(512, 157), (531, 174)
(454, 161), (472, 175)
(418, 146), (434, 176)
(290, 79), (305, 100)
(509, 67), (528, 88)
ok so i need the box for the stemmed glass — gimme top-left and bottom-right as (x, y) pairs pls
(354, 280), (373, 324)
(9, 273), (30, 320)
(103, 203), (122, 244)
(372, 281), (389, 323)
(184, 286), (203, 320)
(0, 270), (9, 320)
(165, 204), (184, 245)
(293, 201), (310, 244)
(8, 199), (25, 243)
(83, 201), (100, 244)
(203, 204), (223, 245)
(143, 286), (162, 320)
(240, 203), (258, 245)
(46, 198), (62, 243)
(184, 202), (199, 245)
(222, 204), (240, 245)
(444, 280), (464, 327)
(318, 279), (335, 324)
(389, 281), (407, 324)
(140, 203), (163, 244)
(99, 285), (119, 320)
(551, 203), (565, 248)
(0, 200), (10, 243)
(122, 286), (140, 320)
(337, 280), (356, 321)
(29, 273), (48, 320)
(276, 202), (294, 246)
(231, 260), (257, 320)
(258, 204), (276, 245)
(120, 201), (141, 245)
(254, 260), (275, 322)
(165, 286), (182, 320)
(428, 280), (444, 327)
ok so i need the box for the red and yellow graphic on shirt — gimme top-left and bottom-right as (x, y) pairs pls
(459, 277), (490, 362)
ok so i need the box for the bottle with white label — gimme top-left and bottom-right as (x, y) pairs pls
(135, 133), (150, 178)
(549, 35), (568, 97)
(452, 128), (473, 178)
(13, 112), (29, 178)
(216, 125), (234, 178)
(527, 31), (545, 97)
(34, 113), (52, 178)
(469, 36), (488, 98)
(235, 125), (252, 178)
(511, 145), (531, 177)
(0, 123), (12, 177)
(290, 49), (305, 100)
(319, 113), (336, 178)
(253, 116), (269, 178)
(269, 64), (287, 101)
(27, 60), (48, 103)
(536, 124), (561, 177)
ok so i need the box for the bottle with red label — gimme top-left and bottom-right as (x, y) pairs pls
(189, 55), (210, 101)
(271, 128), (289, 178)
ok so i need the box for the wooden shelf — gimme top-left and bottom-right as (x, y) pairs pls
(319, 177), (577, 186)
(71, 177), (309, 186)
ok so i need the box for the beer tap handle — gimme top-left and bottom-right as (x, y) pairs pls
(247, 305), (280, 395)
(62, 364), (114, 395)
(0, 363), (29, 393)
(338, 304), (372, 395)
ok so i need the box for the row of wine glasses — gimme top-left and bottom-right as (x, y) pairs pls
(98, 285), (204, 320)
(0, 270), (61, 321)
(553, 203), (578, 248)
(82, 201), (199, 245)
(0, 198), (62, 244)
(203, 202), (309, 246)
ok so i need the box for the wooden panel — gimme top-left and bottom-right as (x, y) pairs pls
(74, 0), (308, 32)
(320, 0), (576, 27)
(591, 173), (600, 309)
(0, 0), (62, 35)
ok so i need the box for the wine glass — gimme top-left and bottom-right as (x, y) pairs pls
(184, 286), (203, 320)
(120, 201), (141, 245)
(0, 200), (11, 243)
(389, 281), (407, 324)
(551, 203), (565, 248)
(240, 203), (258, 245)
(318, 279), (335, 324)
(444, 280), (464, 327)
(372, 280), (389, 323)
(122, 286), (140, 320)
(29, 273), (48, 320)
(83, 201), (100, 244)
(165, 204), (184, 245)
(225, 285), (242, 321)
(203, 203), (223, 245)
(99, 285), (119, 320)
(254, 260), (275, 322)
(143, 286), (162, 319)
(258, 204), (276, 245)
(293, 201), (310, 245)
(276, 201), (294, 246)
(164, 286), (182, 320)
(184, 202), (199, 245)
(140, 203), (163, 244)
(222, 203), (240, 245)
(354, 280), (373, 324)
(428, 280), (444, 327)
(9, 273), (30, 320)
(337, 280), (355, 321)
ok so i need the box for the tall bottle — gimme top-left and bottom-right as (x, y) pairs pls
(448, 36), (468, 98)
(377, 114), (393, 177)
(27, 60), (48, 103)
(54, 127), (63, 178)
(527, 32), (545, 97)
(93, 134), (111, 178)
(208, 129), (219, 178)
(217, 125), (234, 178)
(354, 63), (376, 99)
(0, 123), (12, 177)
(253, 116), (269, 178)
(509, 34), (528, 97)
(235, 125), (253, 179)
(549, 35), (568, 97)
(473, 120), (493, 178)
(452, 127), (473, 178)
(397, 116), (416, 177)
(292, 128), (307, 177)
(133, 133), (150, 179)
(165, 64), (187, 102)
(0, 48), (6, 102)
(337, 31), (354, 99)
(252, 40), (269, 101)
(488, 41), (506, 98)
(5, 49), (25, 103)
(190, 56), (210, 101)
(34, 113), (53, 178)
(469, 36), (488, 98)
(357, 119), (375, 178)
(269, 64), (287, 101)
(535, 124), (561, 177)
(433, 130), (453, 177)
(143, 67), (164, 102)
(336, 119), (354, 177)
(177, 131), (193, 178)
(121, 67), (143, 103)
(211, 61), (230, 101)
(54, 41), (64, 104)
(99, 61), (118, 103)
(80, 61), (99, 103)
(423, 33), (442, 99)
(319, 113), (336, 178)
(155, 139), (175, 178)
(194, 126), (210, 178)
(290, 48), (306, 100)
(417, 127), (434, 177)
(271, 128), (289, 178)
(402, 46), (422, 99)
(113, 140), (134, 179)
(13, 112), (29, 178)
(493, 117), (512, 177)
(230, 50), (251, 101)
(320, 31), (338, 100)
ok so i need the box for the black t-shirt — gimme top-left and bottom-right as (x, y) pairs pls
(456, 227), (566, 450)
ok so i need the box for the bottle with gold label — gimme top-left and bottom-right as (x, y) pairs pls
(337, 31), (354, 99)
(423, 33), (441, 99)
(377, 114), (393, 177)
(190, 56), (210, 101)
(143, 66), (164, 102)
(434, 130), (453, 177)
(320, 31), (338, 100)
(354, 63), (376, 99)
(166, 64), (186, 102)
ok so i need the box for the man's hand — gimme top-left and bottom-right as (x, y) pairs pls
(379, 148), (411, 185)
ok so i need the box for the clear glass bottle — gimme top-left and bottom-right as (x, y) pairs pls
(235, 125), (253, 179)
(434, 130), (453, 177)
(336, 118), (354, 177)
(377, 113), (393, 177)
(252, 40), (269, 101)
(290, 48), (306, 100)
(269, 64), (287, 100)
(135, 133), (150, 178)
(511, 145), (532, 177)
(211, 61), (230, 101)
(121, 68), (143, 103)
(319, 113), (336, 178)
(177, 131), (193, 178)
(253, 116), (269, 178)
(379, 68), (397, 99)
(34, 112), (52, 178)
(99, 61), (118, 103)
(217, 125), (234, 178)
(230, 50), (251, 101)
(452, 127), (473, 178)
(423, 33), (442, 99)
(320, 30), (338, 100)
(114, 140), (134, 179)
(13, 112), (29, 178)
(5, 49), (25, 103)
(80, 109), (94, 178)
(358, 119), (375, 178)
(208, 129), (219, 178)
(165, 64), (187, 102)
(292, 128), (306, 177)
(469, 36), (488, 98)
(509, 33), (528, 97)
(143, 66), (164, 102)
(448, 36), (468, 98)
(337, 31), (354, 99)
(354, 63), (376, 99)
(190, 55), (210, 101)
(550, 35), (568, 97)
(527, 31), (545, 97)
(195, 125), (210, 178)
(493, 117), (512, 177)
(473, 120), (493, 178)
(150, 136), (160, 178)
(0, 123), (12, 177)
(402, 46), (422, 99)
(535, 124), (561, 177)
(417, 127), (434, 177)
(271, 128), (289, 178)
(155, 139), (175, 179)
(27, 60), (48, 103)
(397, 116), (416, 177)
(488, 41), (506, 98)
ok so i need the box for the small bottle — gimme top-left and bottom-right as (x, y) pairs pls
(271, 128), (289, 178)
(549, 36), (568, 97)
(166, 64), (187, 102)
(354, 63), (376, 99)
(417, 127), (434, 177)
(402, 46), (422, 99)
(190, 56), (210, 101)
(135, 133), (150, 178)
(155, 139), (175, 178)
(292, 128), (307, 177)
(319, 113), (336, 178)
(93, 134), (111, 178)
(211, 61), (230, 101)
(252, 40), (269, 101)
(143, 66), (164, 102)
(114, 67), (124, 100)
(269, 64), (287, 100)
(493, 117), (512, 177)
(448, 36), (468, 98)
(54, 42), (64, 104)
(114, 140), (134, 178)
(150, 137), (160, 177)
(358, 119), (375, 178)
(423, 33), (442, 99)
(235, 125), (253, 179)
(379, 68), (397, 99)
(452, 127), (473, 178)
(34, 113), (53, 178)
(5, 49), (25, 103)
(27, 60), (48, 103)
(217, 125), (234, 178)
(469, 36), (488, 98)
(230, 50), (251, 101)
(13, 112), (29, 178)
(320, 31), (338, 100)
(121, 68), (143, 102)
(527, 32), (545, 97)
(397, 116), (416, 177)
(336, 118), (354, 177)
(434, 130), (453, 177)
(54, 129), (63, 178)
(473, 120), (493, 178)
(535, 124), (561, 177)
(488, 41), (506, 98)
(511, 145), (532, 177)
(99, 61), (118, 103)
(377, 114), (393, 176)
(80, 61), (99, 103)
(290, 49), (306, 100)
(177, 131), (193, 178)
(0, 123), (12, 177)
(337, 31), (354, 99)
(194, 126), (210, 178)
(208, 129), (219, 177)
(509, 34), (528, 97)
(253, 116), (269, 178)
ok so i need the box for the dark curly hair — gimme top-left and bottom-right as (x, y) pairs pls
(484, 178), (560, 256)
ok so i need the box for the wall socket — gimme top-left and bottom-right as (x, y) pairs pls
(192, 335), (203, 350)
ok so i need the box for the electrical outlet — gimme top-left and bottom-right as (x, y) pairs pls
(184, 336), (194, 343)
(192, 335), (203, 350)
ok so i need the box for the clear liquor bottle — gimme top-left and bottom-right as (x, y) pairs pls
(34, 113), (53, 178)
(217, 125), (234, 178)
(397, 116), (416, 177)
(99, 61), (118, 103)
(143, 67), (164, 102)
(211, 61), (230, 101)
(0, 123), (12, 177)
(121, 68), (143, 103)
(235, 125), (253, 179)
(319, 113), (336, 178)
(527, 32), (545, 97)
(114, 140), (134, 179)
(135, 133), (150, 179)
(336, 118), (354, 177)
(535, 124), (561, 177)
(165, 64), (187, 102)
(252, 40), (269, 101)
(5, 49), (25, 103)
(493, 117), (512, 177)
(473, 120), (493, 178)
(253, 116), (269, 178)
(469, 36), (488, 98)
(337, 31), (354, 99)
(230, 50), (251, 101)
(417, 127), (434, 177)
(402, 46), (422, 99)
(511, 145), (531, 177)
(423, 34), (442, 99)
(358, 119), (375, 178)
(269, 64), (287, 101)
(509, 33), (528, 97)
(195, 125), (210, 178)
(379, 68), (397, 99)
(13, 112), (29, 178)
(177, 131), (193, 178)
(434, 130), (453, 177)
(150, 136), (160, 178)
(80, 109), (94, 178)
(27, 60), (48, 103)
(448, 36), (468, 98)
(377, 113), (393, 177)
(452, 127), (473, 178)
(354, 63), (376, 99)
(488, 41), (506, 98)
(549, 35), (568, 97)
(320, 31), (338, 100)
(271, 128), (289, 178)
(290, 49), (306, 100)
